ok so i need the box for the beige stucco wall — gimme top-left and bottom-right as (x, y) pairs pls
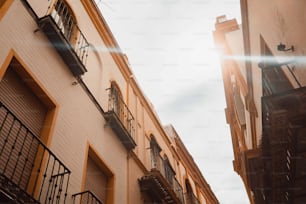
(225, 27), (246, 81)
(127, 157), (145, 204)
(0, 1), (129, 203)
(0, 1), (216, 203)
(246, 0), (306, 146)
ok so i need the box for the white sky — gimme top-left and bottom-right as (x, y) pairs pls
(97, 1), (249, 203)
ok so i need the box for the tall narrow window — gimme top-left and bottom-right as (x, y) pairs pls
(109, 83), (123, 118)
(52, 0), (76, 41)
(0, 64), (47, 192)
(84, 153), (113, 204)
(163, 155), (175, 185)
(150, 136), (161, 169)
(233, 85), (246, 127)
(185, 180), (193, 204)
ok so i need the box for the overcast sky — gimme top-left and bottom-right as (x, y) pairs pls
(97, 1), (248, 203)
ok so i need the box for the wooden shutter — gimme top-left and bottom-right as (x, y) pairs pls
(0, 67), (47, 136)
(85, 156), (108, 203)
(0, 66), (47, 190)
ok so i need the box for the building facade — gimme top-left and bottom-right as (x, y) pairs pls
(214, 1), (306, 203)
(0, 0), (218, 204)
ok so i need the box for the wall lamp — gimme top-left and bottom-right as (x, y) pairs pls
(277, 43), (294, 52)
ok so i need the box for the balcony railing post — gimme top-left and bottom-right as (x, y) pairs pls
(32, 147), (48, 197)
(2, 121), (21, 174)
(17, 132), (34, 187)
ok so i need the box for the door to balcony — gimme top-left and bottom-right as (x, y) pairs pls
(84, 156), (108, 204)
(139, 138), (184, 204)
(0, 63), (47, 202)
(0, 66), (47, 136)
(37, 0), (88, 76)
(104, 84), (136, 150)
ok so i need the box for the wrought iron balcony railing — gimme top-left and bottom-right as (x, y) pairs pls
(260, 87), (306, 203)
(104, 88), (136, 150)
(0, 102), (71, 203)
(37, 0), (89, 76)
(152, 154), (184, 203)
(185, 192), (200, 204)
(151, 154), (171, 183)
(139, 152), (184, 204)
(72, 190), (103, 204)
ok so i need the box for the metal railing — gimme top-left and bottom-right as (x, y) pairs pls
(151, 153), (165, 175)
(72, 190), (103, 204)
(173, 177), (185, 204)
(108, 88), (136, 141)
(185, 192), (200, 204)
(0, 102), (71, 203)
(151, 153), (185, 204)
(47, 0), (89, 66)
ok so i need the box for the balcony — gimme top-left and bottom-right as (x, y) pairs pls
(37, 0), (89, 76)
(0, 102), (70, 203)
(241, 149), (265, 203)
(139, 154), (184, 204)
(260, 86), (306, 203)
(185, 192), (200, 204)
(72, 190), (103, 204)
(104, 88), (136, 150)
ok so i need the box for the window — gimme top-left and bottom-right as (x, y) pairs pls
(0, 55), (68, 203)
(186, 180), (193, 199)
(163, 155), (175, 185)
(51, 0), (76, 41)
(110, 83), (122, 117)
(84, 149), (114, 204)
(233, 85), (246, 127)
(85, 157), (108, 203)
(185, 180), (200, 204)
(150, 135), (161, 168)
